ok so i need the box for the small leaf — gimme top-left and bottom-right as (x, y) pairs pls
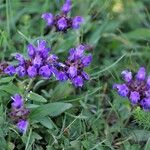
(27, 92), (47, 103)
(123, 28), (150, 40)
(0, 76), (14, 84)
(144, 137), (150, 150)
(0, 83), (21, 94)
(51, 82), (73, 100)
(39, 117), (53, 129)
(29, 102), (72, 121)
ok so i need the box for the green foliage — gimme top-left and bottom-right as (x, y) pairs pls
(29, 102), (72, 121)
(133, 107), (150, 129)
(0, 0), (150, 149)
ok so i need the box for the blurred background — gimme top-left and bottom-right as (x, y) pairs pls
(0, 0), (150, 149)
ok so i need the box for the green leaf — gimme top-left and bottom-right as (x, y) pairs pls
(39, 117), (54, 129)
(0, 83), (21, 94)
(123, 28), (150, 40)
(51, 82), (73, 100)
(144, 137), (150, 150)
(29, 102), (72, 121)
(27, 92), (47, 103)
(0, 76), (14, 84)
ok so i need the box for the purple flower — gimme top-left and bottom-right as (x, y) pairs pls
(129, 91), (140, 104)
(56, 71), (68, 81)
(37, 40), (51, 58)
(27, 66), (37, 78)
(147, 76), (150, 87)
(82, 54), (92, 67)
(73, 76), (83, 87)
(27, 44), (36, 58)
(68, 48), (76, 60)
(10, 94), (30, 133)
(39, 65), (52, 78)
(57, 17), (68, 30)
(41, 13), (54, 26)
(121, 70), (132, 82)
(68, 66), (77, 78)
(16, 66), (26, 77)
(47, 54), (58, 62)
(4, 65), (16, 76)
(136, 67), (146, 81)
(61, 0), (71, 14)
(15, 54), (25, 65)
(75, 45), (85, 58)
(58, 45), (92, 87)
(113, 84), (129, 97)
(42, 0), (84, 32)
(72, 16), (84, 29)
(37, 40), (47, 52)
(32, 55), (43, 68)
(11, 94), (23, 109)
(17, 120), (28, 133)
(141, 98), (150, 111)
(82, 71), (89, 80)
(114, 67), (150, 111)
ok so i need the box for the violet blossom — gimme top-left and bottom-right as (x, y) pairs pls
(42, 0), (84, 32)
(10, 94), (29, 133)
(113, 67), (150, 111)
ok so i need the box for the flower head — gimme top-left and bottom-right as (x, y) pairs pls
(42, 0), (84, 32)
(5, 40), (59, 80)
(10, 94), (30, 133)
(113, 67), (150, 111)
(57, 45), (92, 87)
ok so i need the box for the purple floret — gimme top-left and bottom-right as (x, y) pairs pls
(113, 84), (129, 97)
(41, 13), (54, 26)
(72, 16), (84, 29)
(16, 66), (26, 78)
(129, 91), (140, 105)
(61, 0), (71, 14)
(57, 17), (68, 30)
(4, 65), (16, 76)
(121, 70), (132, 82)
(17, 120), (28, 133)
(11, 94), (23, 109)
(73, 76), (83, 87)
(136, 67), (146, 81)
(39, 65), (52, 78)
(15, 54), (25, 65)
(27, 66), (37, 78)
(27, 44), (36, 58)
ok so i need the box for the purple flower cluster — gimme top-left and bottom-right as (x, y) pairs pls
(57, 45), (92, 87)
(10, 94), (29, 133)
(4, 40), (59, 79)
(4, 40), (92, 87)
(113, 67), (150, 111)
(42, 0), (84, 32)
